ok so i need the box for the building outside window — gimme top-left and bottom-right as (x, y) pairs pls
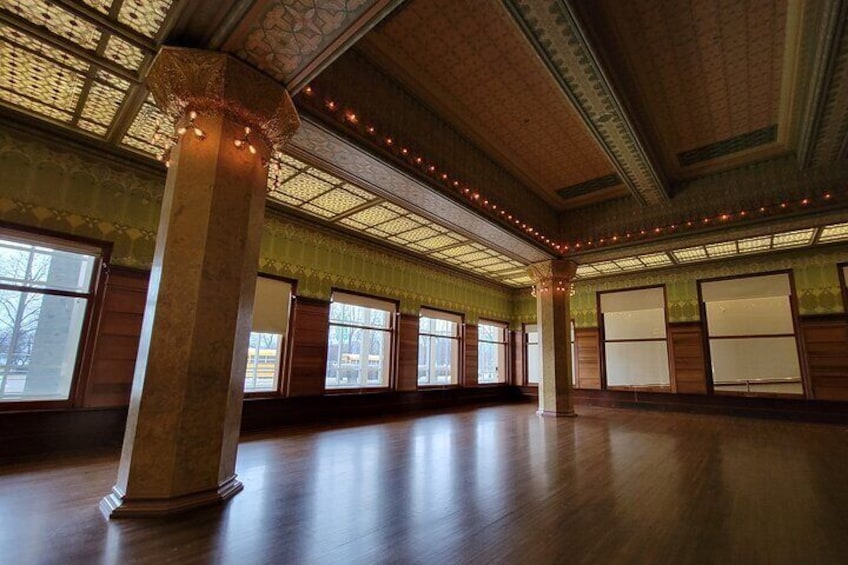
(325, 291), (395, 390)
(700, 273), (803, 396)
(418, 308), (461, 386)
(0, 229), (99, 403)
(245, 277), (292, 392)
(601, 287), (671, 390)
(478, 321), (507, 384)
(525, 323), (539, 385)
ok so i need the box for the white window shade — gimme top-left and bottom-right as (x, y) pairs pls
(600, 287), (664, 313)
(605, 342), (670, 387)
(604, 309), (666, 340)
(252, 277), (292, 334)
(843, 265), (848, 287)
(705, 296), (795, 336)
(701, 273), (791, 302)
(332, 291), (396, 313)
(420, 308), (462, 325)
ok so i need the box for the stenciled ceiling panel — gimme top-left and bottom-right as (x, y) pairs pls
(582, 0), (794, 178)
(361, 0), (621, 209)
(223, 0), (401, 89)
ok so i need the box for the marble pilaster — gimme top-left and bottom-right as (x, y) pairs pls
(528, 259), (578, 417)
(101, 48), (299, 517)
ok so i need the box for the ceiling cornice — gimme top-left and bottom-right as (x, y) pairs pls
(502, 0), (669, 206)
(796, 0), (848, 168)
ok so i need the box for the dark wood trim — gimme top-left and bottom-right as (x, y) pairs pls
(839, 261), (848, 313)
(521, 322), (536, 387)
(707, 333), (797, 340)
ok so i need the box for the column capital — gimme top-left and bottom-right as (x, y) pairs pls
(527, 259), (578, 285)
(147, 47), (300, 155)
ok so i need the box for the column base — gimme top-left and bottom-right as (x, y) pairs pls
(100, 476), (243, 519)
(536, 409), (578, 418)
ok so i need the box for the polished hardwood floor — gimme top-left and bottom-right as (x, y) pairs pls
(1, 404), (847, 564)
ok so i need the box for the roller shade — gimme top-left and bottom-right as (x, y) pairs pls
(600, 287), (664, 313)
(701, 273), (790, 302)
(843, 265), (848, 287)
(332, 291), (396, 313)
(252, 277), (292, 334)
(420, 308), (462, 325)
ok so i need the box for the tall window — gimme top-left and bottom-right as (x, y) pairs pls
(0, 230), (98, 402)
(525, 324), (539, 385)
(478, 321), (507, 384)
(245, 277), (292, 392)
(418, 308), (461, 386)
(701, 273), (803, 396)
(325, 291), (395, 390)
(601, 287), (671, 389)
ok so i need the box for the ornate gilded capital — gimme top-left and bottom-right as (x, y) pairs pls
(146, 47), (300, 153)
(527, 259), (578, 284)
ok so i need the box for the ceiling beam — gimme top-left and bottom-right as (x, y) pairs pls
(501, 0), (669, 206)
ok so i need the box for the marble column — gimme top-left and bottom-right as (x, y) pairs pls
(528, 259), (578, 417)
(101, 48), (300, 518)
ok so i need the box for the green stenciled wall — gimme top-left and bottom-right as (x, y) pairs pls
(0, 127), (513, 323)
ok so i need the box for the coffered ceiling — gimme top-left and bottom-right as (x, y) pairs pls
(1, 0), (847, 290)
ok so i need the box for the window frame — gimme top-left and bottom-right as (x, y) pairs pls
(476, 319), (508, 385)
(840, 262), (848, 314)
(417, 306), (464, 388)
(324, 288), (398, 394)
(243, 273), (296, 399)
(0, 223), (109, 411)
(597, 284), (673, 392)
(696, 269), (809, 398)
(523, 322), (539, 387)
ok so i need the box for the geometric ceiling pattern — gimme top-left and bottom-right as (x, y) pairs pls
(267, 154), (530, 287)
(0, 0), (173, 141)
(575, 223), (848, 280)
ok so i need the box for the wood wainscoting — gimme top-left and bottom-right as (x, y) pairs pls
(286, 297), (331, 397)
(464, 325), (478, 387)
(799, 314), (848, 401)
(574, 328), (601, 389)
(81, 267), (148, 408)
(668, 322), (708, 394)
(396, 313), (419, 391)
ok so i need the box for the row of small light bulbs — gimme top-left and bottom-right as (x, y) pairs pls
(301, 85), (563, 252)
(154, 111), (263, 167)
(302, 86), (848, 255)
(563, 191), (844, 252)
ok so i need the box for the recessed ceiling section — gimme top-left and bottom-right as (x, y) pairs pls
(360, 0), (621, 209)
(580, 0), (794, 179)
(267, 153), (529, 287)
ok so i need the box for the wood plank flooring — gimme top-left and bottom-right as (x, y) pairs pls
(1, 405), (847, 564)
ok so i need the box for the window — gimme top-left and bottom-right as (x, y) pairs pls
(0, 230), (99, 402)
(325, 291), (395, 390)
(701, 273), (803, 396)
(842, 264), (848, 311)
(525, 324), (539, 385)
(478, 321), (507, 384)
(571, 320), (577, 387)
(418, 308), (461, 386)
(601, 287), (671, 390)
(245, 277), (292, 392)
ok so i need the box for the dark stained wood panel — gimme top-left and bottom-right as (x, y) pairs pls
(464, 325), (478, 387)
(669, 322), (708, 395)
(286, 297), (330, 397)
(575, 328), (601, 389)
(397, 314), (419, 391)
(512, 330), (525, 386)
(82, 267), (148, 408)
(799, 316), (848, 401)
